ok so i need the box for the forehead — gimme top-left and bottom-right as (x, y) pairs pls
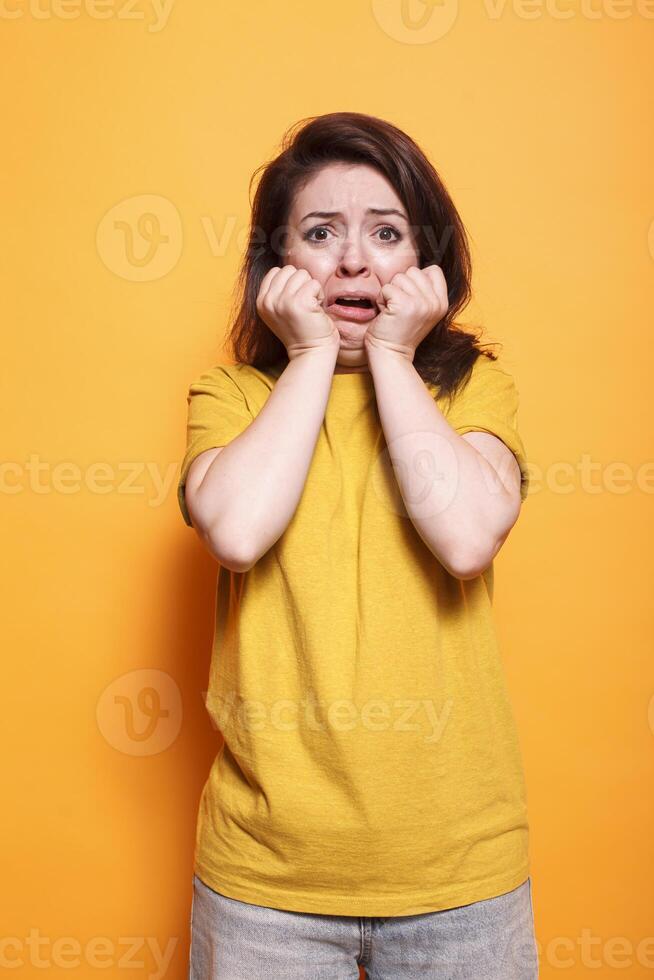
(289, 162), (405, 217)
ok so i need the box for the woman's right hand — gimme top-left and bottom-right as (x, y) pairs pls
(256, 265), (341, 360)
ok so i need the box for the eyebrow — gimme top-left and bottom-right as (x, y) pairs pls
(299, 208), (409, 224)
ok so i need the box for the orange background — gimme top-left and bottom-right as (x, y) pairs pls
(2, 1), (653, 977)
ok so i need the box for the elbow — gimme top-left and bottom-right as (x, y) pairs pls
(452, 562), (490, 582)
(187, 491), (258, 571)
(442, 508), (518, 580)
(442, 541), (494, 581)
(214, 548), (256, 574)
(205, 528), (258, 573)
(191, 508), (258, 572)
(446, 557), (489, 582)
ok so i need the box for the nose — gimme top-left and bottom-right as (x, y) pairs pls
(336, 232), (371, 277)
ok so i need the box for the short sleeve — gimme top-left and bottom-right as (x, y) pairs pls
(445, 355), (530, 503)
(177, 366), (253, 527)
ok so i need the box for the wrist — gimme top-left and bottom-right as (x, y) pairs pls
(364, 333), (415, 364)
(286, 337), (340, 364)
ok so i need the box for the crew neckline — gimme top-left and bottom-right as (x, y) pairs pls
(261, 361), (374, 385)
(331, 369), (374, 382)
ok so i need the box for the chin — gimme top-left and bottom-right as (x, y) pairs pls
(335, 346), (368, 369)
(335, 322), (367, 343)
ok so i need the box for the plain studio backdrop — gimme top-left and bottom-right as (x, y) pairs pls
(1, 2), (653, 978)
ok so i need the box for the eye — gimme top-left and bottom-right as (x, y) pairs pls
(302, 224), (404, 245)
(376, 225), (403, 243)
(303, 225), (332, 243)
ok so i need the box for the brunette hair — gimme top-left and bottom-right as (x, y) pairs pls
(225, 111), (500, 401)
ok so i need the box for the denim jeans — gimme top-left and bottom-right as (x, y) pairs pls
(189, 873), (539, 979)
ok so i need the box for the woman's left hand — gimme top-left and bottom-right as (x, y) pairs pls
(364, 264), (449, 361)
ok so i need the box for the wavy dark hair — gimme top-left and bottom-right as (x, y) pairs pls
(224, 111), (500, 402)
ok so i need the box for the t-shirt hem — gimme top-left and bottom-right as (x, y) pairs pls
(193, 859), (531, 918)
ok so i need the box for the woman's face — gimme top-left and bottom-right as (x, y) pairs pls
(283, 162), (420, 372)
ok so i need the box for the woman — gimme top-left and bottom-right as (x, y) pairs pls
(179, 111), (538, 979)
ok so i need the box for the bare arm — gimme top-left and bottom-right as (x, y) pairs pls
(366, 344), (522, 580)
(185, 343), (339, 572)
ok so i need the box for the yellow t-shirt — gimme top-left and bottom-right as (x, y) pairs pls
(177, 352), (531, 917)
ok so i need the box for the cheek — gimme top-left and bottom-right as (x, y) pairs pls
(376, 252), (419, 278)
(285, 243), (335, 279)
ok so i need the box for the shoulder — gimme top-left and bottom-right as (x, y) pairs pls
(449, 351), (522, 409)
(188, 361), (277, 397)
(426, 350), (520, 413)
(465, 350), (517, 383)
(190, 361), (256, 386)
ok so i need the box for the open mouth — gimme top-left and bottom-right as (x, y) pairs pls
(326, 294), (379, 323)
(335, 297), (374, 309)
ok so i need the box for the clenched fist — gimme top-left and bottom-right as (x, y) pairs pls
(256, 265), (340, 360)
